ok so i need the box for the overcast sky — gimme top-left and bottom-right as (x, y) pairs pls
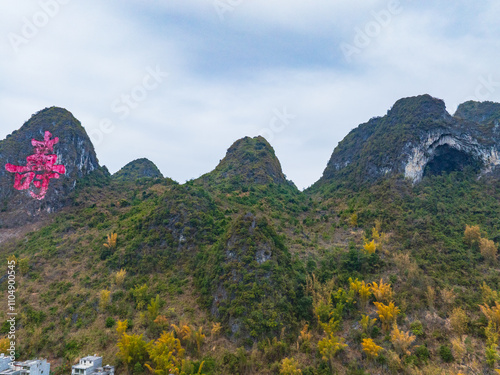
(1, 1), (500, 189)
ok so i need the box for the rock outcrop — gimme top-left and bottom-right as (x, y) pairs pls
(0, 107), (100, 226)
(313, 95), (500, 189)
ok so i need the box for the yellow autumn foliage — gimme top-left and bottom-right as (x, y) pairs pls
(280, 357), (302, 375)
(0, 337), (10, 354)
(370, 279), (393, 303)
(374, 301), (400, 331)
(145, 331), (185, 375)
(481, 302), (500, 328)
(362, 338), (383, 358)
(360, 315), (377, 335)
(390, 324), (415, 355)
(480, 237), (498, 264)
(349, 278), (371, 308)
(114, 269), (126, 286)
(363, 240), (376, 254)
(464, 224), (481, 247)
(99, 289), (111, 310)
(103, 232), (118, 249)
(116, 320), (128, 336)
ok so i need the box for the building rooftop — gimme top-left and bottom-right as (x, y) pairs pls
(80, 356), (101, 362)
(0, 370), (19, 375)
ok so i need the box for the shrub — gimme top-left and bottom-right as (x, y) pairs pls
(415, 345), (430, 362)
(410, 321), (425, 337)
(438, 345), (453, 363)
(105, 317), (115, 328)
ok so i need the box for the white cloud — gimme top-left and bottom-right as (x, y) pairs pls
(1, 1), (499, 190)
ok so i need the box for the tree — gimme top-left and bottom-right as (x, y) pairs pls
(464, 225), (481, 247)
(117, 332), (149, 371)
(133, 362), (143, 375)
(210, 322), (222, 339)
(104, 232), (118, 250)
(363, 240), (376, 255)
(318, 333), (347, 370)
(481, 282), (500, 305)
(485, 321), (499, 347)
(349, 213), (358, 227)
(440, 288), (456, 309)
(132, 284), (149, 310)
(99, 289), (111, 310)
(374, 302), (400, 331)
(480, 238), (498, 264)
(486, 344), (500, 368)
(147, 295), (161, 322)
(280, 357), (302, 375)
(171, 321), (192, 346)
(154, 315), (169, 332)
(117, 320), (128, 336)
(145, 331), (185, 374)
(362, 338), (383, 359)
(480, 302), (500, 327)
(360, 315), (377, 336)
(0, 337), (10, 354)
(115, 269), (127, 286)
(370, 279), (393, 303)
(18, 257), (29, 275)
(451, 337), (466, 364)
(426, 285), (436, 310)
(299, 323), (312, 344)
(306, 274), (335, 325)
(390, 324), (415, 356)
(191, 326), (205, 354)
(449, 307), (468, 336)
(350, 278), (371, 309)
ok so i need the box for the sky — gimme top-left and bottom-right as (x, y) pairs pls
(1, 1), (500, 190)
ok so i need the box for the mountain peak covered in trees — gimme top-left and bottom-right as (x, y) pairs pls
(113, 158), (164, 181)
(196, 136), (293, 191)
(312, 94), (500, 191)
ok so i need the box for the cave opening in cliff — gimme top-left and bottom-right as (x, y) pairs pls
(423, 145), (483, 178)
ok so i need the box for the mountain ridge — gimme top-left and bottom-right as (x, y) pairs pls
(0, 96), (499, 374)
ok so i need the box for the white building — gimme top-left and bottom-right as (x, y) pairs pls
(0, 359), (50, 375)
(71, 356), (102, 375)
(0, 354), (11, 372)
(71, 356), (114, 375)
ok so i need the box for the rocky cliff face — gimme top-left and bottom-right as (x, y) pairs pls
(314, 95), (500, 189)
(0, 107), (100, 227)
(113, 158), (164, 181)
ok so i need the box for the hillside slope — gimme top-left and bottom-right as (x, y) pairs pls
(0, 101), (499, 375)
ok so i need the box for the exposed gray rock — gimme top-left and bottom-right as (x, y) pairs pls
(0, 107), (100, 227)
(314, 95), (500, 188)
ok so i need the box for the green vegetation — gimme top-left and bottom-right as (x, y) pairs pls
(1, 99), (500, 373)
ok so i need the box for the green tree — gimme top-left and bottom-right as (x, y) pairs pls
(147, 295), (161, 322)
